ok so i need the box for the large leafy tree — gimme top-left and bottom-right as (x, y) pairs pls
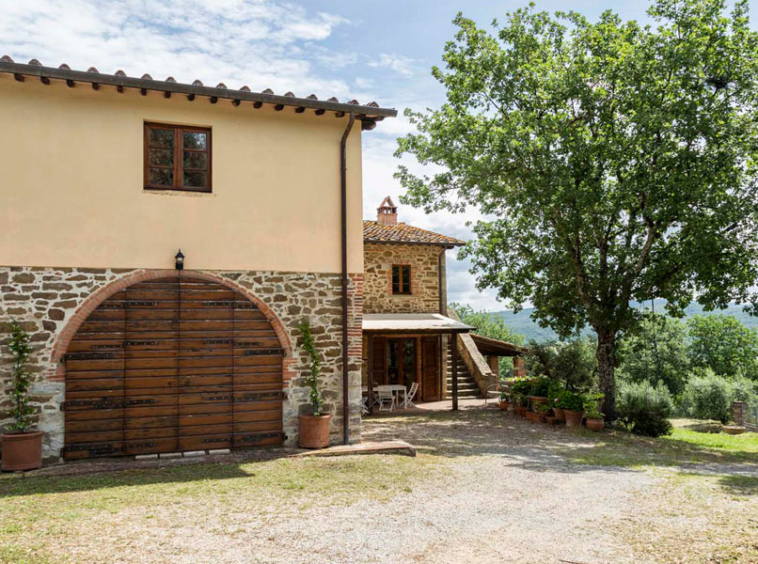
(687, 314), (758, 379)
(616, 313), (690, 396)
(396, 0), (758, 418)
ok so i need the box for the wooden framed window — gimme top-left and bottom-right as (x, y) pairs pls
(144, 123), (212, 193)
(392, 265), (412, 295)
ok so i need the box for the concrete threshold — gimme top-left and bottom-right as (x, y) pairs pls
(294, 440), (416, 458)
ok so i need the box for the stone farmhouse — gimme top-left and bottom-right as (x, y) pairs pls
(0, 57), (523, 462)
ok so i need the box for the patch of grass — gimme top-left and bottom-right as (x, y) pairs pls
(0, 456), (445, 564)
(663, 426), (758, 454)
(0, 545), (52, 564)
(0, 454), (443, 564)
(0, 456), (446, 564)
(551, 422), (758, 468)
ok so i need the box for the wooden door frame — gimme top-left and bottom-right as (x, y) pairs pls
(365, 332), (447, 409)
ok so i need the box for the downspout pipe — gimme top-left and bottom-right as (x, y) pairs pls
(340, 112), (355, 445)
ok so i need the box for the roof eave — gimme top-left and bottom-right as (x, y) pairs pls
(0, 61), (398, 122)
(363, 239), (465, 249)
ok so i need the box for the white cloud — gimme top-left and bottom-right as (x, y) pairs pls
(354, 77), (374, 89)
(0, 0), (353, 98)
(368, 53), (415, 77)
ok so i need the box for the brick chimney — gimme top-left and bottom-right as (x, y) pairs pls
(377, 196), (398, 226)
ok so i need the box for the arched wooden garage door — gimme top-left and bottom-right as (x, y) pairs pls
(62, 277), (284, 459)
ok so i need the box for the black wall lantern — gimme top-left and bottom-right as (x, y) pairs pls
(175, 249), (185, 270)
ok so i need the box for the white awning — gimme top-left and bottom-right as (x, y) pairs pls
(362, 313), (473, 333)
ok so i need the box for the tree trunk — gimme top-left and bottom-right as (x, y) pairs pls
(596, 330), (617, 421)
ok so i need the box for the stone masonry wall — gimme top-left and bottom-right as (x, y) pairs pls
(0, 266), (363, 460)
(363, 243), (444, 314)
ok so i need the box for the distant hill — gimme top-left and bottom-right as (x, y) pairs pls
(492, 301), (758, 343)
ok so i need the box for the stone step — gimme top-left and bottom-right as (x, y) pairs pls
(445, 391), (480, 399)
(445, 341), (482, 398)
(445, 380), (479, 389)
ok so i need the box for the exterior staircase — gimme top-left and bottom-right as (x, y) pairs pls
(446, 340), (481, 399)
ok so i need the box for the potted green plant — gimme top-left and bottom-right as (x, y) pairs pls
(297, 321), (331, 449)
(549, 383), (565, 422)
(585, 405), (605, 432)
(557, 390), (585, 427)
(498, 390), (511, 411)
(530, 376), (551, 408)
(511, 378), (533, 416)
(533, 402), (552, 423)
(2, 323), (43, 471)
(511, 393), (524, 416)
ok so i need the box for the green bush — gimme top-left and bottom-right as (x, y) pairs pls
(525, 339), (597, 391)
(680, 372), (758, 423)
(616, 313), (690, 396)
(555, 390), (584, 412)
(530, 376), (551, 397)
(616, 381), (674, 437)
(681, 371), (732, 423)
(510, 377), (534, 397)
(730, 376), (758, 403)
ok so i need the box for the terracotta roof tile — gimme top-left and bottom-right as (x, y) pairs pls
(0, 57), (397, 123)
(363, 220), (465, 247)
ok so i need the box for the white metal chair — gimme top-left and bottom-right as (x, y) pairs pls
(361, 394), (369, 414)
(405, 382), (419, 408)
(377, 389), (396, 411)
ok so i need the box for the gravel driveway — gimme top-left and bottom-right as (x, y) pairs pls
(3, 405), (756, 564)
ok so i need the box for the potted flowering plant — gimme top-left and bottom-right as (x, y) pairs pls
(297, 321), (331, 449)
(1, 323), (43, 471)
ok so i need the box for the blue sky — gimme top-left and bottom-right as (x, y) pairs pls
(1, 0), (754, 310)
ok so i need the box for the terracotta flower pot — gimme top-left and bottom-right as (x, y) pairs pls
(564, 410), (584, 428)
(530, 396), (549, 408)
(498, 401), (511, 411)
(586, 418), (605, 432)
(298, 414), (332, 449)
(2, 431), (43, 471)
(552, 407), (565, 422)
(527, 411), (544, 423)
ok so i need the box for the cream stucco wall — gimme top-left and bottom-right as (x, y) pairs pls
(0, 76), (364, 273)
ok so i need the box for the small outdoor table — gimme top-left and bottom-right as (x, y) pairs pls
(362, 385), (409, 409)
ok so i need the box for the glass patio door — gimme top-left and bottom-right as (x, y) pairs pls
(387, 338), (417, 389)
